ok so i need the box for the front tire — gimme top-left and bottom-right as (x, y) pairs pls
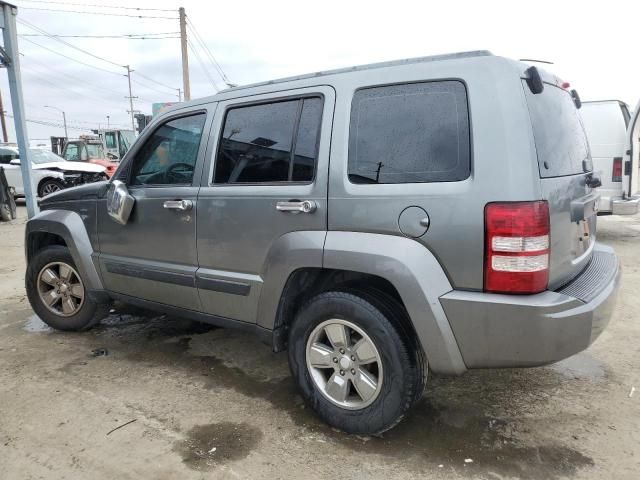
(38, 178), (64, 197)
(26, 245), (109, 331)
(288, 291), (426, 435)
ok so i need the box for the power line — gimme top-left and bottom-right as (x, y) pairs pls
(16, 0), (175, 11)
(186, 18), (230, 85)
(187, 38), (217, 90)
(19, 36), (123, 76)
(133, 71), (178, 93)
(131, 78), (177, 99)
(18, 6), (178, 19)
(20, 51), (126, 98)
(18, 18), (125, 68)
(19, 20), (180, 95)
(20, 33), (180, 39)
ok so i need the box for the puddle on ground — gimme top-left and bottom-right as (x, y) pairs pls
(72, 304), (596, 478)
(23, 314), (53, 333)
(173, 422), (262, 471)
(549, 354), (607, 382)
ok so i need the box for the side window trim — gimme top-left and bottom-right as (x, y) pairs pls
(211, 94), (324, 186)
(122, 109), (209, 188)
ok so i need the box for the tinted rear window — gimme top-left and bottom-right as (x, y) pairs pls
(524, 82), (590, 178)
(348, 81), (470, 184)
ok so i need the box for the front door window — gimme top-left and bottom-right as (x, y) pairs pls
(130, 113), (206, 186)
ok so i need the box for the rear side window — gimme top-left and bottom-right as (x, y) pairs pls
(214, 97), (323, 184)
(523, 83), (590, 178)
(348, 81), (470, 184)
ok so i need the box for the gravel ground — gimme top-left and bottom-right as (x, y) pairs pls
(0, 205), (638, 479)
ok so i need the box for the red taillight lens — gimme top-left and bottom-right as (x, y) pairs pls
(484, 201), (550, 294)
(612, 157), (622, 182)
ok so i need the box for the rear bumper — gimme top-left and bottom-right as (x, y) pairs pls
(611, 197), (640, 215)
(440, 243), (620, 368)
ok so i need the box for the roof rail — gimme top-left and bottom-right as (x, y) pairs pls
(221, 50), (493, 93)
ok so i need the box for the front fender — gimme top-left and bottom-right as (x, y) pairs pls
(25, 209), (104, 292)
(323, 231), (466, 375)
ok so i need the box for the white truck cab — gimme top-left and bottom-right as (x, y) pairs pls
(580, 99), (640, 214)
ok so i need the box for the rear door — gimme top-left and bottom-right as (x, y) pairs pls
(195, 87), (334, 323)
(580, 101), (628, 208)
(623, 100), (640, 197)
(523, 81), (596, 288)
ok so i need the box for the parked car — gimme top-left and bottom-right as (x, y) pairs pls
(0, 146), (108, 197)
(580, 99), (640, 214)
(24, 51), (620, 435)
(61, 139), (119, 177)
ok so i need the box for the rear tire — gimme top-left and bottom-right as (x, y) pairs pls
(26, 245), (109, 331)
(288, 290), (426, 435)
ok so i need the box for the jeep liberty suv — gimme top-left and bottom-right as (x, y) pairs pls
(25, 51), (620, 435)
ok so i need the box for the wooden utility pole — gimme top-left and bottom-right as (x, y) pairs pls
(0, 89), (7, 142)
(179, 7), (190, 101)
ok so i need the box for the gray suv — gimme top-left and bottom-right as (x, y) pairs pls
(24, 51), (620, 435)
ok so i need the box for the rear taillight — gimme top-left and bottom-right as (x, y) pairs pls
(484, 201), (550, 294)
(612, 157), (622, 182)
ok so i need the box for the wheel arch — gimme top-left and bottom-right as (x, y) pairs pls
(26, 209), (104, 292)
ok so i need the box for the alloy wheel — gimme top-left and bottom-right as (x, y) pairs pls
(305, 318), (383, 410)
(36, 261), (85, 317)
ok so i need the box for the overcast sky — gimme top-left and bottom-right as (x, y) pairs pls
(1, 0), (638, 146)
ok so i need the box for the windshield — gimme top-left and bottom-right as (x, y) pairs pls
(523, 82), (591, 178)
(85, 143), (105, 159)
(29, 149), (66, 164)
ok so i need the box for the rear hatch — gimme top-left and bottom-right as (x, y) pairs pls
(523, 79), (596, 289)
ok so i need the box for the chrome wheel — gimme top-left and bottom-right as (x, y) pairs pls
(41, 182), (62, 196)
(306, 318), (383, 410)
(37, 261), (85, 317)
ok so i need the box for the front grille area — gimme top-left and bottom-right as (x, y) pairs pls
(557, 251), (618, 303)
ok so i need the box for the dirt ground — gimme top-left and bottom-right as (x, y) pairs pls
(0, 204), (638, 480)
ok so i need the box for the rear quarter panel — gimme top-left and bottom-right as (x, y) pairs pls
(327, 56), (541, 290)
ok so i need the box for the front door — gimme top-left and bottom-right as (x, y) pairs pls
(195, 87), (334, 323)
(97, 107), (212, 310)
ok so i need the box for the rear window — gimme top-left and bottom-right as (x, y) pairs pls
(524, 82), (591, 178)
(348, 81), (470, 184)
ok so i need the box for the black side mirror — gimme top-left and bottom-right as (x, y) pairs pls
(585, 173), (602, 189)
(525, 66), (544, 94)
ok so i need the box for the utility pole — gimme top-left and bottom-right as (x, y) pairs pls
(179, 7), (190, 101)
(177, 88), (182, 102)
(106, 115), (110, 128)
(44, 105), (67, 140)
(1, 2), (38, 217)
(0, 89), (7, 142)
(125, 65), (137, 131)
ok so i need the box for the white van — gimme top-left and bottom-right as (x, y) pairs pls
(580, 99), (640, 214)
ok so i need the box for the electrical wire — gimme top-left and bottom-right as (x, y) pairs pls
(18, 18), (125, 68)
(16, 0), (175, 12)
(17, 6), (178, 19)
(133, 71), (178, 94)
(20, 51), (126, 98)
(19, 37), (123, 76)
(186, 18), (230, 85)
(20, 33), (180, 39)
(186, 38), (217, 90)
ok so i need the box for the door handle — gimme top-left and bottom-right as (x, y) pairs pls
(276, 200), (317, 213)
(163, 199), (193, 211)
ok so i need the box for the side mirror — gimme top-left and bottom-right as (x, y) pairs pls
(9, 159), (20, 165)
(106, 180), (135, 225)
(106, 152), (118, 160)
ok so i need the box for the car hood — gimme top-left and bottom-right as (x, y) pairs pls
(33, 161), (106, 173)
